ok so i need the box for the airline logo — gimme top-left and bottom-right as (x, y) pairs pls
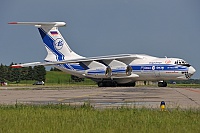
(54, 38), (64, 50)
(165, 60), (171, 64)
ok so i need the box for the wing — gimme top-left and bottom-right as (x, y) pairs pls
(11, 54), (144, 68)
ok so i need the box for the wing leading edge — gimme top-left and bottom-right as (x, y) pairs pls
(11, 54), (143, 68)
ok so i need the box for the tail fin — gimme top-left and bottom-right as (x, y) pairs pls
(8, 22), (83, 61)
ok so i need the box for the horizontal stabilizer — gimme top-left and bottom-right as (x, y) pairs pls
(8, 22), (66, 27)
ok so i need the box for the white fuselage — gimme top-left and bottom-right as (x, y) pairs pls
(56, 55), (195, 84)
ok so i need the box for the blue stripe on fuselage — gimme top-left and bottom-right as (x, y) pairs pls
(131, 64), (187, 71)
(58, 63), (188, 72)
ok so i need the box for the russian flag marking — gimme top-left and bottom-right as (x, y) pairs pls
(50, 31), (58, 36)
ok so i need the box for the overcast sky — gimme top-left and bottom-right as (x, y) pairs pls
(1, 0), (200, 78)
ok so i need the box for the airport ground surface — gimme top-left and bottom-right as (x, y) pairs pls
(0, 86), (200, 109)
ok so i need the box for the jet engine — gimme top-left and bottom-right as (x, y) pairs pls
(84, 66), (112, 78)
(111, 65), (132, 77)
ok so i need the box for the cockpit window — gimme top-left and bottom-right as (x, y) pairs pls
(174, 60), (191, 67)
(182, 64), (191, 67)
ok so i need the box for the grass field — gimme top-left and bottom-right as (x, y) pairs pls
(45, 71), (96, 85)
(0, 104), (199, 133)
(1, 72), (200, 132)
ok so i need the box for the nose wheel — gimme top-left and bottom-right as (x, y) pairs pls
(158, 81), (167, 87)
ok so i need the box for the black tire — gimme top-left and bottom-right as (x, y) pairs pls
(158, 81), (167, 87)
(98, 82), (104, 87)
(163, 82), (167, 87)
(112, 82), (117, 87)
(132, 82), (136, 87)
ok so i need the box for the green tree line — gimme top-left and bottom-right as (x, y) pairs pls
(0, 63), (46, 83)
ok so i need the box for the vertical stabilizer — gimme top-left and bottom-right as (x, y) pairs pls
(8, 22), (83, 61)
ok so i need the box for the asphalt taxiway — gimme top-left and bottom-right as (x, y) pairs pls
(0, 86), (199, 109)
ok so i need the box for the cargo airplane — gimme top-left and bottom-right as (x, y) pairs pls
(9, 22), (196, 87)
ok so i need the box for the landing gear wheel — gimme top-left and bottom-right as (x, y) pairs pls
(132, 82), (136, 87)
(98, 82), (104, 87)
(112, 82), (117, 87)
(117, 82), (136, 87)
(158, 81), (167, 87)
(98, 81), (117, 87)
(163, 82), (167, 87)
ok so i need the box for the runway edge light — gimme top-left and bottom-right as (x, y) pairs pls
(160, 101), (165, 111)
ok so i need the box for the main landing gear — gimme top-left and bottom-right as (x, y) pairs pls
(158, 81), (167, 87)
(98, 81), (136, 87)
(98, 81), (117, 87)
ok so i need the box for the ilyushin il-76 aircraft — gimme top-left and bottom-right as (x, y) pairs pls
(9, 22), (196, 87)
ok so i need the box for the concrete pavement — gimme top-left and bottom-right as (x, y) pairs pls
(0, 86), (199, 109)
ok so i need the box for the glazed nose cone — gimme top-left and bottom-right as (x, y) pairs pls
(188, 66), (196, 75)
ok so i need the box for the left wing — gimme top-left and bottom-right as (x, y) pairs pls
(11, 54), (143, 68)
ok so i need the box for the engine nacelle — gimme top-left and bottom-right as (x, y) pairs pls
(111, 65), (132, 77)
(84, 67), (112, 78)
